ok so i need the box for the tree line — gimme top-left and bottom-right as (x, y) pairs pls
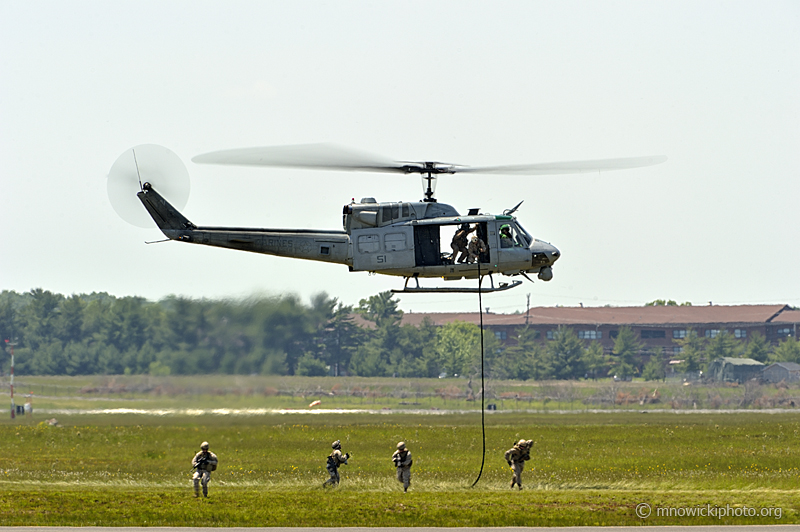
(1, 289), (799, 380)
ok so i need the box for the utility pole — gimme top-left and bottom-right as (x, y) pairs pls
(5, 339), (16, 419)
(525, 293), (531, 326)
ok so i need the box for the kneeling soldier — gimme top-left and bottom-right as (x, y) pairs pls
(323, 440), (349, 487)
(504, 439), (532, 490)
(392, 441), (413, 492)
(192, 441), (218, 498)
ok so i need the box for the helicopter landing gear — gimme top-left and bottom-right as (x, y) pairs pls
(391, 274), (522, 294)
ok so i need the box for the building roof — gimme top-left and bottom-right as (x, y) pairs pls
(765, 362), (800, 371)
(773, 310), (800, 323)
(715, 357), (764, 367)
(399, 304), (792, 328)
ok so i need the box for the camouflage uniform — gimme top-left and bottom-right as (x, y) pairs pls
(467, 235), (487, 263)
(391, 441), (413, 492)
(192, 442), (218, 498)
(323, 440), (349, 487)
(504, 439), (532, 490)
(450, 224), (475, 263)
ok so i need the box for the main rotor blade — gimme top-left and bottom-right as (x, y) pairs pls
(192, 143), (411, 173)
(457, 155), (667, 175)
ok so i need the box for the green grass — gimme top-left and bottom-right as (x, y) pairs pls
(11, 373), (800, 412)
(1, 411), (800, 525)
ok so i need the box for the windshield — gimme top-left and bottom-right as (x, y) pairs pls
(511, 220), (532, 246)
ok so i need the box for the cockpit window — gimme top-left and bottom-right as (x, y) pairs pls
(499, 222), (529, 248)
(512, 221), (532, 246)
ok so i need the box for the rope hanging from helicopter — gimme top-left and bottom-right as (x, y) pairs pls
(471, 261), (486, 487)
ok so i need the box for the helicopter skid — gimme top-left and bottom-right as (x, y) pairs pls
(391, 280), (522, 294)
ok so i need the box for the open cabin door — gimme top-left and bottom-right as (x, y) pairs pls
(413, 225), (440, 267)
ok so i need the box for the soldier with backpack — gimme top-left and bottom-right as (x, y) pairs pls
(504, 439), (532, 490)
(391, 441), (413, 492)
(191, 441), (218, 498)
(323, 440), (349, 487)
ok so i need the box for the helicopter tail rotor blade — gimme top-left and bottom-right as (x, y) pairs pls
(457, 155), (667, 175)
(107, 145), (190, 228)
(192, 143), (410, 173)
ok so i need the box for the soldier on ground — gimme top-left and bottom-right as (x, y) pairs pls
(391, 441), (413, 492)
(450, 223), (475, 263)
(323, 440), (349, 487)
(504, 439), (532, 490)
(191, 441), (218, 498)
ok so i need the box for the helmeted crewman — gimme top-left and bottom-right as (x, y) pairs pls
(391, 441), (413, 492)
(451, 223), (476, 263)
(504, 439), (532, 490)
(467, 235), (488, 263)
(191, 441), (218, 498)
(323, 440), (349, 487)
(499, 224), (514, 248)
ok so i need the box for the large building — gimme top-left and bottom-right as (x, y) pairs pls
(399, 304), (799, 355)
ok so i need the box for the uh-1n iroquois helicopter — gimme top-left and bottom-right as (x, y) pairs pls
(107, 143), (666, 294)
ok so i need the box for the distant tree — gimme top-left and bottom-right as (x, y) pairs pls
(356, 291), (402, 327)
(608, 326), (642, 378)
(582, 341), (606, 380)
(544, 327), (585, 380)
(435, 321), (481, 377)
(705, 330), (743, 360)
(645, 299), (692, 307)
(673, 328), (705, 373)
(744, 332), (771, 363)
(642, 356), (666, 381)
(295, 353), (329, 376)
(496, 326), (547, 380)
(771, 337), (800, 364)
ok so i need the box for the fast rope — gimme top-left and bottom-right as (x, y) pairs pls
(470, 260), (486, 487)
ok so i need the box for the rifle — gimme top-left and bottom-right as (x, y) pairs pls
(192, 456), (209, 473)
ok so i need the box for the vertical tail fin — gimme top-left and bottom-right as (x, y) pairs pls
(137, 184), (195, 236)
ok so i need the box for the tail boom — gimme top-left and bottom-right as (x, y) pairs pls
(137, 185), (350, 266)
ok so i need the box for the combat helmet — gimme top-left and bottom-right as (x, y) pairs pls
(397, 441), (406, 450)
(332, 440), (342, 450)
(200, 441), (209, 450)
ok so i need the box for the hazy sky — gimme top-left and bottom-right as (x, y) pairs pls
(1, 1), (798, 314)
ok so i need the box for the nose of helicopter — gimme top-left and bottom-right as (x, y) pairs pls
(530, 239), (561, 266)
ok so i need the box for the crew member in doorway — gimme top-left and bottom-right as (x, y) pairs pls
(450, 223), (475, 263)
(467, 235), (487, 263)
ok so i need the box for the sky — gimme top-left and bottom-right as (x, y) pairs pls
(1, 1), (798, 314)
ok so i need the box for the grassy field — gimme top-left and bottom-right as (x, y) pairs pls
(7, 373), (800, 412)
(1, 405), (800, 526)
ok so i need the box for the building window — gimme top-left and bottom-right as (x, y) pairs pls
(546, 330), (554, 340)
(609, 330), (618, 339)
(705, 329), (720, 338)
(578, 330), (602, 339)
(734, 329), (747, 339)
(494, 331), (507, 341)
(641, 330), (666, 339)
(777, 328), (793, 338)
(673, 346), (683, 354)
(673, 329), (687, 339)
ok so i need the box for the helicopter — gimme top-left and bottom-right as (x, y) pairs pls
(107, 143), (666, 293)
